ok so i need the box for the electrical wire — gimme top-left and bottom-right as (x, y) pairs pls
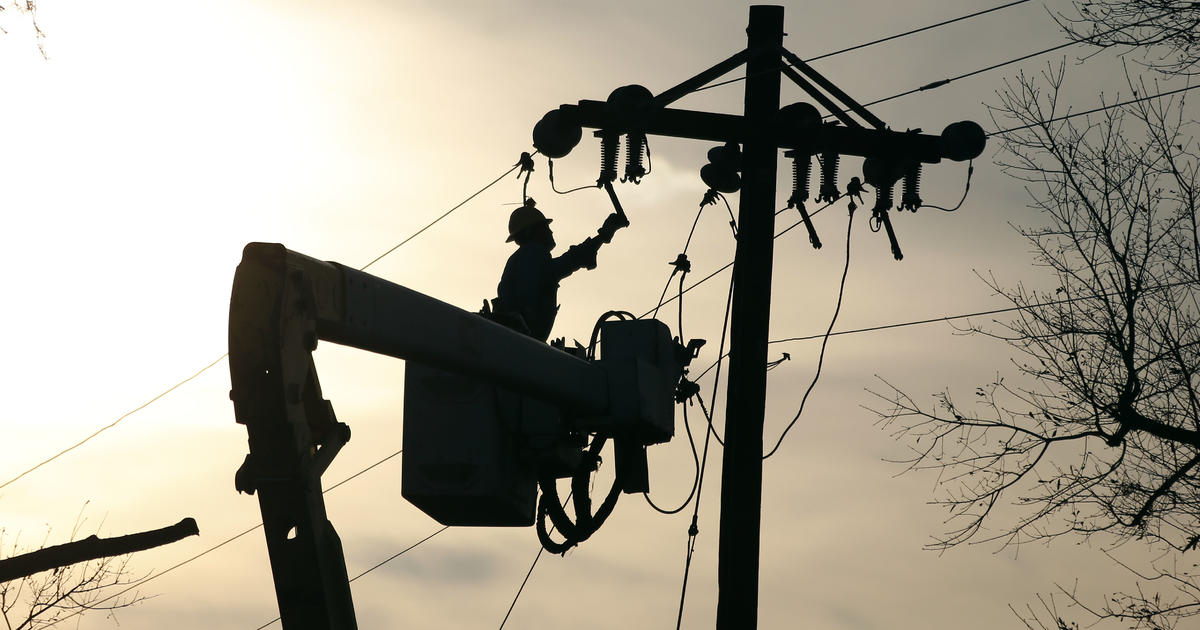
(498, 547), (546, 630)
(922, 161), (974, 212)
(762, 206), (855, 460)
(644, 272), (701, 515)
(988, 83), (1200, 137)
(55, 446), (415, 627)
(361, 157), (531, 270)
(769, 278), (1200, 345)
(498, 490), (573, 630)
(673, 275), (735, 628)
(0, 353), (229, 491)
(651, 203), (707, 321)
(805, 0), (1033, 63)
(826, 10), (1181, 118)
(548, 157), (598, 195)
(642, 200), (838, 319)
(253, 525), (450, 630)
(692, 0), (1035, 94)
(1, 156), (526, 492)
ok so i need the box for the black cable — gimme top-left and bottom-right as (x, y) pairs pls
(548, 158), (598, 195)
(827, 11), (1179, 119)
(988, 84), (1200, 137)
(362, 157), (530, 270)
(806, 0), (1033, 63)
(673, 278), (735, 627)
(254, 525), (453, 628)
(691, 0), (1034, 95)
(499, 547), (546, 630)
(644, 200), (837, 322)
(644, 272), (701, 515)
(652, 203), (707, 321)
(499, 489), (573, 630)
(770, 278), (1200, 345)
(0, 353), (229, 491)
(763, 206), (855, 460)
(350, 526), (449, 581)
(59, 446), (413, 628)
(702, 273), (737, 447)
(922, 161), (974, 212)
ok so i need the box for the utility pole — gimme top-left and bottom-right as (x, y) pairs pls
(530, 5), (982, 626)
(716, 6), (781, 629)
(231, 5), (986, 628)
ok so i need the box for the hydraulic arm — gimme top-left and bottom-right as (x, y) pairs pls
(229, 243), (684, 629)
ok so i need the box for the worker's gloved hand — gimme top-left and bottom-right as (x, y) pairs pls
(597, 213), (629, 243)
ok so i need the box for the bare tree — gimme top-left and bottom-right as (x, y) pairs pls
(0, 1), (44, 56)
(1, 510), (150, 630)
(1055, 0), (1200, 76)
(869, 59), (1200, 628)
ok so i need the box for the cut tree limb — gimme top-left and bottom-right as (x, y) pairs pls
(0, 517), (199, 583)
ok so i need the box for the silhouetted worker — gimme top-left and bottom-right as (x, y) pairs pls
(493, 196), (628, 342)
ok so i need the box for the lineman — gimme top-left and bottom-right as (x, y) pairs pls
(492, 197), (628, 342)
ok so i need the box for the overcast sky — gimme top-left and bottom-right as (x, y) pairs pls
(1, 1), (1192, 629)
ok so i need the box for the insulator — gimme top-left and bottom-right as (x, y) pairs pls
(623, 132), (647, 184)
(870, 184), (903, 261)
(597, 131), (620, 186)
(900, 162), (922, 211)
(786, 151), (811, 209)
(873, 181), (895, 214)
(817, 152), (840, 203)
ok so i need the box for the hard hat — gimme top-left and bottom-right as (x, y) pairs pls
(506, 202), (552, 242)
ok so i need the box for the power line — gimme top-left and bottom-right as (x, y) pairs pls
(847, 39), (1077, 112)
(55, 446), (414, 627)
(694, 0), (1035, 94)
(361, 158), (527, 271)
(763, 206), (856, 460)
(498, 548), (544, 630)
(833, 10), (1177, 116)
(806, 0), (1033, 63)
(253, 525), (450, 630)
(988, 83), (1200, 136)
(2, 158), (525, 492)
(642, 200), (838, 318)
(769, 279), (1200, 345)
(497, 490), (575, 630)
(0, 353), (229, 491)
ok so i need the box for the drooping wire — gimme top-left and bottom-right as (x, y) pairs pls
(644, 270), (700, 515)
(673, 274), (735, 629)
(922, 161), (974, 212)
(651, 203), (707, 321)
(548, 157), (598, 195)
(645, 199), (838, 322)
(720, 192), (738, 238)
(763, 205), (856, 460)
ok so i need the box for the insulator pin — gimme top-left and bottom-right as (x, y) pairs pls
(817, 152), (840, 203)
(597, 131), (620, 186)
(900, 162), (922, 211)
(623, 132), (647, 184)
